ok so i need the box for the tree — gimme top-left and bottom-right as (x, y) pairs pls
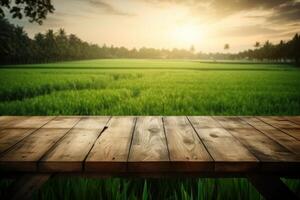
(224, 44), (230, 51)
(1, 17), (299, 65)
(254, 42), (260, 48)
(291, 34), (300, 65)
(0, 0), (54, 24)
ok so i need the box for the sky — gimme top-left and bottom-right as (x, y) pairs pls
(7, 0), (300, 53)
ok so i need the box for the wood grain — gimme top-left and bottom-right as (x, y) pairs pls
(284, 116), (300, 125)
(0, 116), (29, 128)
(281, 129), (300, 141)
(0, 128), (36, 153)
(128, 116), (169, 172)
(11, 116), (54, 128)
(227, 128), (300, 171)
(74, 116), (110, 129)
(189, 116), (258, 172)
(259, 117), (300, 129)
(0, 116), (299, 175)
(241, 117), (300, 154)
(258, 117), (300, 140)
(241, 117), (274, 130)
(39, 115), (109, 172)
(187, 116), (221, 128)
(163, 116), (213, 172)
(0, 128), (69, 171)
(85, 117), (136, 172)
(213, 116), (252, 129)
(43, 116), (80, 128)
(39, 129), (104, 172)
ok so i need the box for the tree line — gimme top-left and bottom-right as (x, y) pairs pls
(0, 17), (299, 65)
(236, 37), (300, 64)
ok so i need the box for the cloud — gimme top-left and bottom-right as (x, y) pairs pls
(267, 1), (300, 23)
(222, 25), (280, 37)
(144, 0), (300, 23)
(88, 0), (135, 16)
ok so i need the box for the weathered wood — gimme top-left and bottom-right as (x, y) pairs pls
(213, 116), (252, 129)
(43, 116), (80, 128)
(248, 175), (299, 200)
(85, 117), (136, 172)
(39, 117), (109, 172)
(282, 128), (300, 141)
(163, 116), (213, 172)
(187, 116), (221, 128)
(217, 117), (300, 171)
(0, 116), (299, 175)
(0, 116), (29, 128)
(11, 116), (54, 128)
(0, 128), (69, 171)
(0, 128), (36, 153)
(228, 128), (300, 170)
(128, 116), (169, 172)
(240, 117), (274, 130)
(189, 116), (258, 172)
(285, 116), (300, 125)
(259, 117), (300, 129)
(74, 116), (111, 129)
(5, 174), (51, 200)
(242, 117), (300, 154)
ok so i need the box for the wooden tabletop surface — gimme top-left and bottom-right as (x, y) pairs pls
(0, 116), (299, 174)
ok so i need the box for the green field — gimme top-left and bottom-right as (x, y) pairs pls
(1, 59), (300, 115)
(0, 59), (300, 199)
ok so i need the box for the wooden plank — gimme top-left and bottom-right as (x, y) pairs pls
(0, 128), (36, 153)
(0, 128), (69, 171)
(241, 117), (300, 154)
(259, 117), (300, 129)
(74, 116), (110, 129)
(128, 116), (169, 172)
(189, 116), (258, 172)
(11, 116), (54, 128)
(258, 117), (300, 140)
(163, 116), (213, 172)
(285, 116), (300, 125)
(225, 128), (300, 171)
(39, 117), (109, 172)
(43, 116), (80, 128)
(85, 117), (136, 172)
(213, 116), (252, 129)
(240, 117), (274, 130)
(281, 129), (300, 141)
(0, 116), (29, 128)
(186, 116), (221, 128)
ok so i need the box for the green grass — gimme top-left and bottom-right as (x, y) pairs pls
(0, 59), (300, 199)
(1, 59), (300, 115)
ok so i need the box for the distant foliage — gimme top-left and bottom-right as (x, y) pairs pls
(237, 37), (300, 65)
(0, 17), (300, 65)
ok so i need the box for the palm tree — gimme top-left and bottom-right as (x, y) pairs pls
(254, 42), (260, 48)
(224, 44), (230, 51)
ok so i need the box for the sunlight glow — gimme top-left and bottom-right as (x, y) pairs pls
(172, 24), (203, 46)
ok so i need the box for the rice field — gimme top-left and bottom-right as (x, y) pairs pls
(0, 59), (300, 199)
(1, 59), (300, 115)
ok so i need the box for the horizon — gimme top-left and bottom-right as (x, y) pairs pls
(5, 0), (300, 53)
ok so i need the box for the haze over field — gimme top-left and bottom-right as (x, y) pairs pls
(7, 0), (300, 53)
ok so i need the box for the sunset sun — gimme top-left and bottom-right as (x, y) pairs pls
(172, 24), (203, 45)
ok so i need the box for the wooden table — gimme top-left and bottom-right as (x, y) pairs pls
(0, 116), (299, 200)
